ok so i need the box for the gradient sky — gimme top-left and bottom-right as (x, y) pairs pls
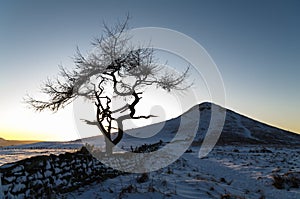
(0, 0), (299, 141)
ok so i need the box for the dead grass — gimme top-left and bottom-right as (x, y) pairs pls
(272, 172), (300, 189)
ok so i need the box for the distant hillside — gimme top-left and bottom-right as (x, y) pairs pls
(0, 137), (40, 147)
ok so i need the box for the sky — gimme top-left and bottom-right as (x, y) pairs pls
(0, 0), (299, 141)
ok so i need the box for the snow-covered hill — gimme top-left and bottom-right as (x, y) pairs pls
(117, 102), (300, 150)
(199, 102), (300, 146)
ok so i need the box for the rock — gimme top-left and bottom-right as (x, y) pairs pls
(12, 166), (24, 173)
(12, 183), (26, 193)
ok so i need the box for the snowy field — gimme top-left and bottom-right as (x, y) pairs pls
(0, 141), (82, 166)
(0, 148), (78, 166)
(1, 141), (299, 198)
(62, 145), (300, 199)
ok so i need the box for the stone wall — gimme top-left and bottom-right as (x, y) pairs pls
(0, 141), (164, 198)
(0, 147), (121, 198)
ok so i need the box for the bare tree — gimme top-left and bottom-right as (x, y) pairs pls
(26, 18), (189, 154)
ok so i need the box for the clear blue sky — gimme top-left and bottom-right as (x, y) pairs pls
(0, 0), (299, 140)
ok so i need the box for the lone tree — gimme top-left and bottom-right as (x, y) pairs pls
(26, 18), (189, 154)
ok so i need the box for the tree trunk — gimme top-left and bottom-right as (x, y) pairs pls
(104, 136), (113, 155)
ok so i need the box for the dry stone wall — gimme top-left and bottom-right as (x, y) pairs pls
(0, 141), (163, 199)
(0, 147), (122, 198)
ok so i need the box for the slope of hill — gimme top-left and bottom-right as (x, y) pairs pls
(116, 102), (300, 150)
(197, 102), (300, 146)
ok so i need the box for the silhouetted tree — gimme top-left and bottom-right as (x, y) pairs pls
(26, 18), (189, 154)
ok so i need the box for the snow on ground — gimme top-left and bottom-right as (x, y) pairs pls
(0, 148), (78, 166)
(62, 145), (300, 199)
(1, 138), (299, 198)
(1, 103), (300, 198)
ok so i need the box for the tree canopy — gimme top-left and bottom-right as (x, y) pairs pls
(26, 18), (190, 154)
